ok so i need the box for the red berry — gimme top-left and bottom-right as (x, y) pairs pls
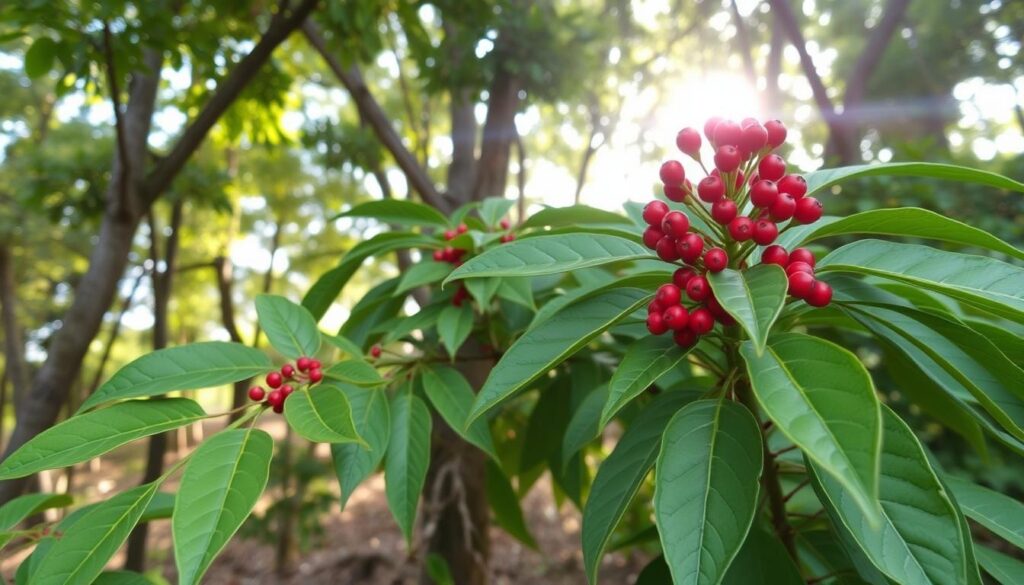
(728, 217), (754, 241)
(750, 180), (779, 208)
(676, 233), (704, 264)
(789, 248), (815, 267)
(740, 123), (768, 153)
(310, 359), (321, 370)
(788, 271), (815, 298)
(433, 250), (444, 262)
(769, 192), (796, 221)
(266, 372), (283, 389)
(296, 357), (312, 372)
(752, 219), (778, 245)
(267, 389), (284, 407)
(786, 261), (814, 276)
(656, 237), (681, 262)
(272, 403), (284, 414)
(308, 369), (323, 383)
(676, 127), (702, 156)
(761, 245), (789, 267)
(661, 211), (690, 237)
(281, 384), (294, 397)
(697, 176), (726, 203)
(500, 219), (511, 229)
(714, 145), (742, 173)
(648, 300), (664, 314)
(647, 312), (669, 335)
(457, 223), (468, 234)
(444, 229), (457, 241)
(704, 247), (728, 272)
(793, 197), (823, 224)
(807, 280), (833, 307)
(688, 307), (715, 334)
(663, 305), (690, 330)
(500, 233), (516, 243)
(643, 200), (670, 226)
(656, 283), (682, 306)
(281, 364), (295, 378)
(711, 199), (737, 224)
(764, 120), (788, 148)
(370, 345), (382, 358)
(664, 184), (688, 202)
(673, 328), (698, 348)
(673, 267), (696, 288)
(758, 154), (786, 181)
(704, 117), (723, 142)
(686, 275), (710, 302)
(660, 160), (685, 185)
(777, 175), (807, 198)
(453, 286), (469, 306)
(713, 120), (743, 147)
(642, 226), (664, 250)
(248, 386), (265, 401)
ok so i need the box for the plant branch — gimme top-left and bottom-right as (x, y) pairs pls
(101, 21), (133, 218)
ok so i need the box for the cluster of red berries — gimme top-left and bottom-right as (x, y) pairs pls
(247, 356), (324, 413)
(643, 117), (831, 347)
(761, 245), (832, 306)
(431, 218), (515, 306)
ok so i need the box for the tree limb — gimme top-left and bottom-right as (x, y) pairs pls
(101, 21), (133, 219)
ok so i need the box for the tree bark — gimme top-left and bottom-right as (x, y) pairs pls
(765, 15), (785, 115)
(215, 256), (253, 416)
(472, 60), (521, 201)
(0, 245), (29, 411)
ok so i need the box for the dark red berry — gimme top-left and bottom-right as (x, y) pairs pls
(656, 237), (680, 262)
(500, 233), (516, 243)
(676, 233), (704, 264)
(673, 267), (696, 289)
(642, 226), (664, 250)
(500, 219), (511, 230)
(758, 154), (786, 181)
(740, 123), (768, 153)
(310, 359), (321, 370)
(793, 197), (823, 224)
(432, 250), (444, 262)
(697, 176), (726, 203)
(656, 283), (682, 306)
(647, 312), (669, 335)
(266, 372), (283, 389)
(704, 117), (723, 141)
(769, 192), (796, 221)
(688, 307), (715, 334)
(714, 145), (742, 173)
(752, 219), (778, 245)
(281, 364), (295, 378)
(660, 160), (685, 185)
(272, 403), (284, 414)
(686, 275), (710, 302)
(807, 280), (833, 307)
(673, 328), (698, 348)
(370, 345), (382, 358)
(704, 247), (728, 272)
(764, 120), (787, 148)
(296, 357), (312, 372)
(281, 384), (294, 397)
(786, 261), (814, 276)
(648, 300), (664, 314)
(788, 271), (815, 298)
(267, 389), (284, 408)
(777, 175), (807, 198)
(663, 305), (690, 330)
(750, 180), (779, 208)
(661, 211), (690, 237)
(713, 120), (743, 147)
(789, 248), (815, 267)
(761, 245), (789, 267)
(664, 184), (688, 202)
(444, 229), (457, 241)
(308, 369), (323, 383)
(453, 286), (469, 306)
(728, 216), (754, 241)
(711, 199), (737, 224)
(643, 200), (670, 226)
(676, 127), (702, 156)
(248, 386), (266, 401)
(457, 223), (468, 234)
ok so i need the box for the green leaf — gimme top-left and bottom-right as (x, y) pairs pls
(385, 391), (432, 544)
(497, 277), (535, 310)
(331, 385), (390, 509)
(339, 278), (406, 349)
(778, 208), (1024, 261)
(945, 476), (1024, 550)
(479, 197), (516, 226)
(561, 384), (610, 468)
(25, 37), (57, 78)
(464, 277), (501, 306)
(804, 162), (1024, 198)
(396, 261), (451, 295)
(740, 333), (882, 524)
(80, 342), (270, 411)
(437, 303), (474, 356)
(819, 240), (1024, 322)
(601, 335), (691, 428)
(976, 546), (1024, 585)
(707, 264), (788, 355)
(520, 205), (633, 230)
(336, 199), (449, 228)
(139, 492), (176, 523)
(421, 366), (497, 459)
(722, 526), (805, 585)
(255, 294), (321, 359)
(634, 556), (672, 585)
(468, 288), (651, 425)
(485, 460), (538, 549)
(582, 391), (697, 584)
(379, 302), (445, 344)
(92, 571), (155, 585)
(444, 234), (653, 285)
(425, 554), (455, 585)
(0, 398), (205, 480)
(284, 385), (364, 444)
(173, 428), (273, 585)
(0, 493), (73, 530)
(655, 400), (763, 585)
(810, 407), (975, 585)
(324, 359), (385, 386)
(32, 482), (159, 585)
(322, 332), (363, 356)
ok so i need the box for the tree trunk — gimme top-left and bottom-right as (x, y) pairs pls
(216, 256), (253, 417)
(0, 244), (29, 412)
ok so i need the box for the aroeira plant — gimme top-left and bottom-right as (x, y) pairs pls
(1, 116), (1023, 585)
